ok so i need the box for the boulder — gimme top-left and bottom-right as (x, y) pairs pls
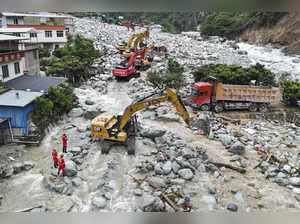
(200, 195), (217, 210)
(289, 177), (300, 186)
(92, 196), (107, 209)
(228, 141), (245, 155)
(85, 100), (95, 105)
(91, 179), (105, 191)
(219, 134), (233, 146)
(227, 203), (238, 212)
(68, 108), (84, 118)
(12, 162), (24, 174)
(42, 176), (56, 191)
(23, 161), (35, 171)
(154, 163), (164, 175)
(148, 177), (166, 189)
(142, 195), (165, 212)
(69, 147), (82, 156)
(162, 161), (172, 175)
(64, 160), (78, 177)
(72, 176), (82, 187)
(172, 161), (181, 173)
(140, 126), (166, 140)
(134, 189), (143, 196)
(178, 168), (194, 180)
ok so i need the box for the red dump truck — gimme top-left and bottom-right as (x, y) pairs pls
(186, 76), (283, 113)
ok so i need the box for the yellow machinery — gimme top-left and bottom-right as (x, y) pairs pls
(91, 88), (192, 155)
(115, 28), (150, 52)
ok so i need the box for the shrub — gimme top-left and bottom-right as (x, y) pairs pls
(192, 63), (276, 86)
(168, 58), (184, 74)
(47, 86), (73, 115)
(147, 72), (185, 90)
(280, 80), (300, 106)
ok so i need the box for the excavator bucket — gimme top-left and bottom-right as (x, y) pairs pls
(166, 88), (192, 126)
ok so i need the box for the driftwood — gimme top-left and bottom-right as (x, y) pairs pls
(215, 115), (241, 125)
(16, 205), (43, 212)
(161, 192), (179, 212)
(209, 161), (246, 174)
(128, 174), (148, 186)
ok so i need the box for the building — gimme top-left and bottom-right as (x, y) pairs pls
(0, 27), (40, 76)
(0, 12), (74, 52)
(0, 90), (43, 136)
(0, 33), (27, 82)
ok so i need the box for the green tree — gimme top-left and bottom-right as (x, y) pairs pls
(47, 86), (73, 116)
(46, 35), (103, 84)
(32, 97), (54, 127)
(38, 48), (50, 58)
(280, 80), (300, 106)
(147, 72), (185, 90)
(193, 63), (276, 86)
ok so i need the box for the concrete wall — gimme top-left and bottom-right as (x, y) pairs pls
(0, 59), (25, 82)
(24, 49), (40, 75)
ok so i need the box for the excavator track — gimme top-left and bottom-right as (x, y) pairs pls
(101, 140), (111, 154)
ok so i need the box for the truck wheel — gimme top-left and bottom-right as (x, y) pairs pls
(200, 104), (210, 111)
(214, 103), (224, 113)
(259, 104), (269, 113)
(127, 136), (135, 155)
(249, 103), (258, 112)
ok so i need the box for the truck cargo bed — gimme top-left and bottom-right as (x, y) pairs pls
(216, 83), (283, 105)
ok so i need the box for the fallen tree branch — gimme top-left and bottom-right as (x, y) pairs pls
(16, 205), (43, 212)
(215, 115), (241, 125)
(161, 192), (179, 212)
(208, 161), (246, 174)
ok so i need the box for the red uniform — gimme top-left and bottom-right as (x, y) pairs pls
(62, 134), (68, 153)
(52, 149), (58, 168)
(58, 156), (65, 176)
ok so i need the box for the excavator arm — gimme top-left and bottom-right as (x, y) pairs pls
(133, 28), (150, 51)
(115, 32), (141, 51)
(119, 88), (192, 131)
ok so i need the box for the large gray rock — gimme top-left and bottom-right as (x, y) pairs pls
(64, 160), (78, 177)
(172, 161), (181, 173)
(162, 161), (172, 175)
(83, 107), (101, 120)
(228, 141), (245, 155)
(219, 134), (233, 146)
(154, 163), (164, 175)
(68, 108), (84, 118)
(72, 176), (82, 187)
(200, 195), (217, 210)
(69, 147), (82, 156)
(178, 168), (194, 180)
(42, 176), (56, 191)
(140, 126), (166, 140)
(92, 196), (107, 209)
(142, 195), (165, 212)
(85, 100), (95, 105)
(91, 179), (105, 191)
(289, 177), (300, 186)
(148, 177), (166, 188)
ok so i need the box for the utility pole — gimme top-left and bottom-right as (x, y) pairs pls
(71, 55), (74, 84)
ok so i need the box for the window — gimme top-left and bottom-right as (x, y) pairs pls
(45, 31), (52, 38)
(40, 17), (47, 25)
(13, 17), (18, 24)
(56, 31), (64, 37)
(2, 65), (9, 78)
(14, 33), (21, 37)
(14, 62), (20, 74)
(30, 33), (37, 38)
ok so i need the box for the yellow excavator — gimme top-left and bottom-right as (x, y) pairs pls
(91, 88), (192, 155)
(115, 28), (150, 52)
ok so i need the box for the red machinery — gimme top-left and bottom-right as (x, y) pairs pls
(186, 76), (283, 112)
(112, 46), (151, 80)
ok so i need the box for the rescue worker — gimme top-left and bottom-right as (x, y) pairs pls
(57, 154), (66, 176)
(62, 133), (68, 153)
(52, 149), (58, 168)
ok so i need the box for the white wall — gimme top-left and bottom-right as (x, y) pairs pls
(22, 30), (67, 44)
(0, 59), (25, 82)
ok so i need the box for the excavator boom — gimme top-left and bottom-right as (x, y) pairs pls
(119, 88), (192, 131)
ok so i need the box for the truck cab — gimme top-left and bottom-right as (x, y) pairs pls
(190, 82), (212, 110)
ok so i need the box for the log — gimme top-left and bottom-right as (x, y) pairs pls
(209, 161), (246, 174)
(16, 205), (43, 212)
(161, 192), (179, 212)
(215, 115), (241, 125)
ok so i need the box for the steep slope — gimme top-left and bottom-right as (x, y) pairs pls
(239, 12), (300, 55)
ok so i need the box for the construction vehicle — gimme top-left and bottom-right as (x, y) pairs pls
(112, 45), (153, 80)
(115, 29), (150, 52)
(186, 76), (283, 113)
(91, 88), (192, 154)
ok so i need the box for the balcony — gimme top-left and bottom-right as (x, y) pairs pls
(0, 51), (24, 63)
